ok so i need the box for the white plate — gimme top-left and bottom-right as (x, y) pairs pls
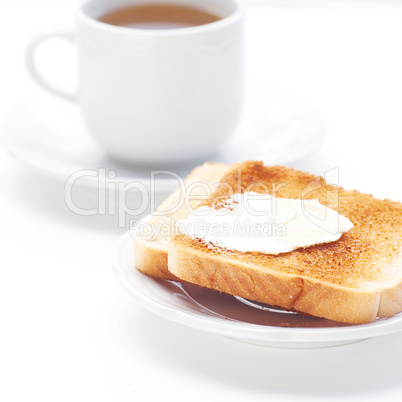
(2, 81), (324, 193)
(112, 230), (402, 349)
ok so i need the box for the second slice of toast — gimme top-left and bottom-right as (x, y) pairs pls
(134, 162), (227, 280)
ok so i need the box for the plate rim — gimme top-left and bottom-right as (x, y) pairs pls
(112, 224), (402, 344)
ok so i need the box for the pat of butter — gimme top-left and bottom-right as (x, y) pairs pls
(177, 192), (353, 255)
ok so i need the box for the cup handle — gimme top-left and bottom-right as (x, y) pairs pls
(26, 32), (78, 102)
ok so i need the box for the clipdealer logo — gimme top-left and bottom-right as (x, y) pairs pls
(64, 168), (185, 226)
(63, 166), (342, 232)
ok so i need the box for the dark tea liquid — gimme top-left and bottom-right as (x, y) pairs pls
(97, 3), (222, 30)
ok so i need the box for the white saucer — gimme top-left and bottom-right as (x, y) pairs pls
(2, 82), (324, 193)
(113, 230), (402, 349)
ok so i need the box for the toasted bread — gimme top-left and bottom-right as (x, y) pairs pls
(134, 162), (228, 280)
(168, 161), (402, 324)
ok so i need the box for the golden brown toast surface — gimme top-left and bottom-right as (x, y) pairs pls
(175, 161), (402, 288)
(169, 162), (402, 323)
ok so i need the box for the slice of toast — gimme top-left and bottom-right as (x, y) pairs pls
(134, 162), (228, 280)
(168, 161), (402, 324)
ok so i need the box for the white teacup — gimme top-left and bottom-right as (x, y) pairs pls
(27, 0), (244, 165)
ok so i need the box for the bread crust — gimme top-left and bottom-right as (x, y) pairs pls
(377, 278), (402, 318)
(134, 162), (228, 280)
(168, 161), (402, 324)
(134, 235), (178, 280)
(169, 236), (381, 324)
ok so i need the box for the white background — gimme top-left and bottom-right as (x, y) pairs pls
(1, 0), (402, 401)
